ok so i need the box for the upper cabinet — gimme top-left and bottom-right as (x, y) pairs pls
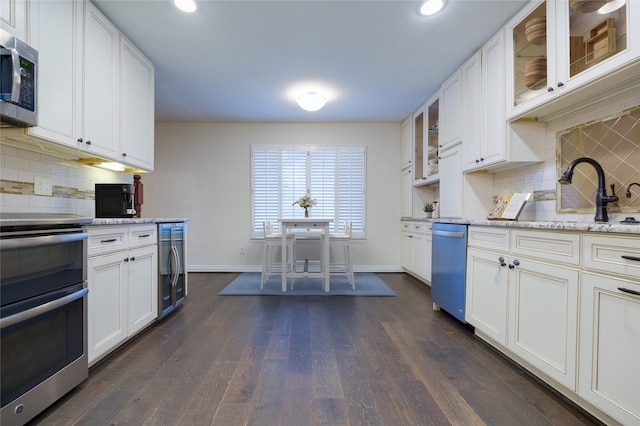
(507, 0), (640, 119)
(119, 35), (155, 171)
(401, 117), (412, 170)
(2, 0), (155, 172)
(413, 105), (425, 183)
(0, 0), (28, 41)
(439, 69), (462, 151)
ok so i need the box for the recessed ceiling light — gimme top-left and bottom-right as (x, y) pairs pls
(174, 0), (196, 13)
(296, 92), (327, 112)
(419, 0), (445, 16)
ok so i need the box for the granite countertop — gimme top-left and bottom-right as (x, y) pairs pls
(91, 217), (191, 226)
(401, 217), (640, 234)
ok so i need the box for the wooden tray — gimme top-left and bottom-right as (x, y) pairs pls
(585, 18), (616, 66)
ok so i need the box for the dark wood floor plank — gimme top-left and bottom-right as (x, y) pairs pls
(29, 272), (602, 426)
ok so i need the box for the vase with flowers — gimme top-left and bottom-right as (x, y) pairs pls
(293, 194), (317, 217)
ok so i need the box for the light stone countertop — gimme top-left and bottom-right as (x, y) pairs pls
(401, 217), (640, 234)
(90, 217), (191, 226)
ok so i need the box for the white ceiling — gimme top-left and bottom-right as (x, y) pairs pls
(92, 0), (527, 123)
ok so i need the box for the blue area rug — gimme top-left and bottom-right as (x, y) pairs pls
(219, 272), (396, 296)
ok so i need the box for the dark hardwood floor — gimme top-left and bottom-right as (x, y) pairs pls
(32, 273), (600, 425)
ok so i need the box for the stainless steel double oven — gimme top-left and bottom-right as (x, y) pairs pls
(0, 214), (92, 426)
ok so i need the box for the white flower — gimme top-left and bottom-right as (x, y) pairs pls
(293, 195), (317, 209)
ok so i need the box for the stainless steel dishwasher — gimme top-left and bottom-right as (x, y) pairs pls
(431, 222), (468, 322)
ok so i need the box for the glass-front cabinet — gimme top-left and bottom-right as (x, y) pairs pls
(426, 97), (439, 181)
(507, 0), (639, 118)
(413, 106), (425, 184)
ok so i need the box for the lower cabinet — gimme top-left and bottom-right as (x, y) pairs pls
(401, 221), (432, 283)
(467, 226), (640, 424)
(87, 225), (158, 365)
(466, 245), (578, 390)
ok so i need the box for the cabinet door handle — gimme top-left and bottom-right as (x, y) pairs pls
(618, 287), (640, 296)
(101, 238), (117, 243)
(621, 255), (640, 262)
(124, 257), (129, 262)
(130, 256), (136, 261)
(509, 259), (520, 269)
(557, 82), (564, 88)
(138, 234), (151, 238)
(85, 140), (91, 145)
(498, 256), (506, 267)
(122, 153), (127, 157)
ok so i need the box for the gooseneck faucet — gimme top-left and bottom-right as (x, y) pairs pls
(558, 157), (618, 223)
(626, 182), (640, 198)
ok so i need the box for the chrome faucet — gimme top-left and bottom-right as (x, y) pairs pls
(558, 157), (618, 223)
(626, 182), (640, 198)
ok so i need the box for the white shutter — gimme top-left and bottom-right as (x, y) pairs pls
(251, 145), (366, 239)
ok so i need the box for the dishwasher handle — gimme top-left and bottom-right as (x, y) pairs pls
(432, 229), (465, 238)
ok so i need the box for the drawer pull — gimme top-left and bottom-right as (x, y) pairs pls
(100, 238), (118, 243)
(618, 287), (640, 296)
(138, 234), (151, 238)
(621, 255), (640, 262)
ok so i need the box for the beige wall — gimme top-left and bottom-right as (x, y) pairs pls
(143, 122), (402, 272)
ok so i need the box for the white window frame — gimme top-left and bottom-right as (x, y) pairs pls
(251, 144), (366, 239)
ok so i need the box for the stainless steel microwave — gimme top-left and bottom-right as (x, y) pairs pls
(0, 30), (38, 127)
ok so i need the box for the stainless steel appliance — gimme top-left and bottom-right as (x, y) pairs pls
(95, 183), (136, 218)
(158, 222), (186, 319)
(0, 30), (37, 127)
(431, 222), (468, 323)
(0, 214), (92, 426)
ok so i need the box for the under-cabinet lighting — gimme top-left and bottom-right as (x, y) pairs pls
(175, 0), (196, 13)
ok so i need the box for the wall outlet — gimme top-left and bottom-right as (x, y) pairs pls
(239, 246), (245, 255)
(34, 176), (53, 196)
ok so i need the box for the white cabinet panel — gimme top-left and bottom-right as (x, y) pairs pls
(120, 36), (155, 170)
(579, 272), (640, 426)
(0, 0), (27, 41)
(438, 144), (462, 218)
(128, 245), (158, 335)
(440, 70), (461, 151)
(465, 247), (508, 345)
(88, 251), (128, 363)
(507, 257), (579, 390)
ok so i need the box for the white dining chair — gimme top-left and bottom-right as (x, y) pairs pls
(329, 220), (355, 289)
(261, 221), (296, 288)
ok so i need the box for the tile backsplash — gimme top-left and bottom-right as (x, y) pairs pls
(558, 105), (640, 212)
(493, 89), (640, 223)
(0, 144), (132, 216)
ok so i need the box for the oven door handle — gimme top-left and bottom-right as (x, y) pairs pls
(0, 232), (88, 250)
(0, 287), (88, 329)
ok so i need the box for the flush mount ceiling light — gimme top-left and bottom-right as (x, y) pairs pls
(174, 0), (196, 13)
(598, 0), (625, 14)
(418, 0), (446, 16)
(296, 92), (327, 112)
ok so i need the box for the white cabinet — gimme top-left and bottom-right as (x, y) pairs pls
(401, 167), (413, 218)
(119, 35), (155, 171)
(82, 1), (120, 160)
(412, 105), (426, 184)
(578, 233), (640, 425)
(401, 221), (432, 283)
(507, 0), (640, 119)
(8, 0), (155, 171)
(0, 0), (28, 41)
(461, 51), (482, 171)
(506, 256), (579, 390)
(401, 117), (413, 170)
(87, 225), (157, 365)
(27, 0), (84, 148)
(579, 273), (640, 426)
(439, 70), (462, 151)
(467, 28), (546, 172)
(466, 227), (580, 391)
(438, 143), (462, 218)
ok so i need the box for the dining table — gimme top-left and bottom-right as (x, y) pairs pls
(279, 218), (333, 292)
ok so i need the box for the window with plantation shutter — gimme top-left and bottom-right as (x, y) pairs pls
(251, 145), (366, 239)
